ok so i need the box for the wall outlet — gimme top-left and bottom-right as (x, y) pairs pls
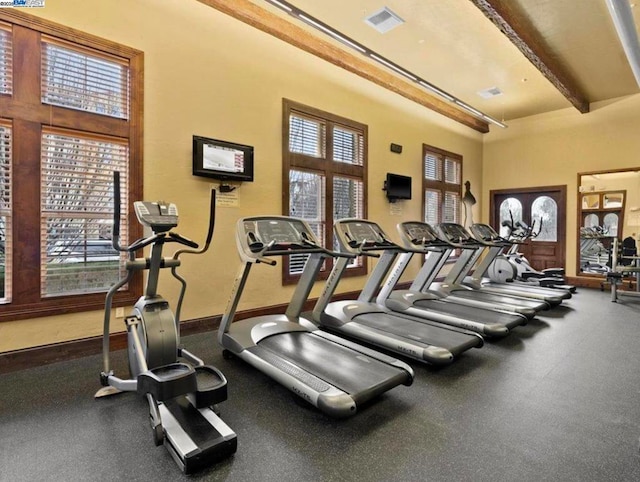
(115, 307), (125, 318)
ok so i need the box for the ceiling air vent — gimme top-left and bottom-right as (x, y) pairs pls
(477, 87), (503, 99)
(364, 7), (405, 34)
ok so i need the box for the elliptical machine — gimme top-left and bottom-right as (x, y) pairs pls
(487, 212), (575, 292)
(95, 172), (237, 474)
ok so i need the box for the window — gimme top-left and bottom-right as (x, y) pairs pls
(0, 122), (11, 303)
(423, 145), (462, 226)
(531, 195), (558, 242)
(283, 99), (367, 282)
(499, 197), (523, 238)
(0, 25), (12, 95)
(0, 11), (142, 322)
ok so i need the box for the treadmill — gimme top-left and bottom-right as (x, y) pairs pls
(311, 218), (484, 364)
(218, 215), (414, 418)
(375, 221), (528, 338)
(465, 223), (571, 305)
(431, 223), (550, 316)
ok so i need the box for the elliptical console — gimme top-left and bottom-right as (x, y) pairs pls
(95, 172), (237, 474)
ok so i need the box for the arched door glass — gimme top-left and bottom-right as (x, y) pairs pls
(499, 198), (522, 238)
(531, 196), (557, 242)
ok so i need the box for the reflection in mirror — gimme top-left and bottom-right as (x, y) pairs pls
(578, 169), (640, 277)
(603, 213), (619, 237)
(584, 213), (599, 227)
(603, 192), (624, 208)
(582, 194), (600, 210)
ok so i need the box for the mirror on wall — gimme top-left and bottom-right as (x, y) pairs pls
(578, 168), (640, 276)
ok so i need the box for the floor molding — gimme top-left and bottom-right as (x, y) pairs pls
(0, 288), (376, 374)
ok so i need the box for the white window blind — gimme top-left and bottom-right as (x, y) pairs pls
(0, 25), (13, 95)
(40, 129), (128, 296)
(333, 126), (363, 165)
(424, 153), (441, 181)
(0, 122), (11, 303)
(425, 189), (441, 225)
(41, 38), (130, 119)
(289, 169), (325, 275)
(289, 115), (325, 158)
(444, 157), (460, 184)
(333, 176), (363, 267)
(444, 192), (460, 223)
(424, 146), (462, 230)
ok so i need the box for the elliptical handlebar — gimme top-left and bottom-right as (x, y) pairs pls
(172, 189), (216, 260)
(111, 171), (128, 253)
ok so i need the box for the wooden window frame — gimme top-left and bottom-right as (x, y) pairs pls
(422, 144), (463, 224)
(282, 99), (368, 285)
(0, 11), (143, 322)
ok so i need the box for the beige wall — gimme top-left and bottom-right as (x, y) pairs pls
(0, 0), (483, 353)
(482, 94), (640, 277)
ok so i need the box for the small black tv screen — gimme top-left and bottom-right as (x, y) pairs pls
(193, 135), (254, 182)
(385, 173), (412, 201)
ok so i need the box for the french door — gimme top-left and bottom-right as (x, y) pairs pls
(490, 186), (567, 271)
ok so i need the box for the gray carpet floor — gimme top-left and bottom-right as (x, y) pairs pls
(2, 288), (640, 481)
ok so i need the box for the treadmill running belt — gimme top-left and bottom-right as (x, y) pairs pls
(451, 290), (547, 310)
(353, 312), (480, 352)
(257, 332), (407, 395)
(413, 299), (524, 329)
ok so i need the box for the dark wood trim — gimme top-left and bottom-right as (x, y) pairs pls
(489, 185), (568, 271)
(422, 144), (463, 225)
(0, 10), (143, 59)
(198, 0), (489, 133)
(576, 169), (640, 280)
(469, 0), (589, 114)
(0, 284), (414, 374)
(0, 11), (144, 322)
(282, 99), (368, 285)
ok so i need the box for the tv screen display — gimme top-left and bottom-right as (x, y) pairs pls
(193, 136), (254, 182)
(385, 173), (412, 201)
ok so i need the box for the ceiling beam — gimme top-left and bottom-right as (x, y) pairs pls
(197, 0), (489, 133)
(470, 0), (590, 113)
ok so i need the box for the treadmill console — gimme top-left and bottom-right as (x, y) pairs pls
(238, 216), (321, 256)
(470, 223), (499, 242)
(436, 223), (473, 243)
(134, 201), (179, 233)
(334, 219), (394, 253)
(399, 222), (439, 246)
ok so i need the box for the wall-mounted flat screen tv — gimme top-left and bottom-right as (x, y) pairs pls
(384, 173), (412, 202)
(192, 135), (254, 182)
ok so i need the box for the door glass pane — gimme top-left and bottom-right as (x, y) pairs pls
(531, 196), (557, 242)
(603, 213), (619, 237)
(499, 198), (522, 238)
